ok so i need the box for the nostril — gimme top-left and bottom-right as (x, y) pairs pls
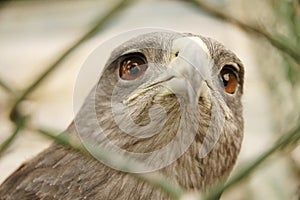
(175, 51), (179, 57)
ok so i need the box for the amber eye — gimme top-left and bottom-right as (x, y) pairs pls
(220, 66), (238, 94)
(119, 54), (147, 80)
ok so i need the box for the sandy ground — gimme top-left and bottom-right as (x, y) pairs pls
(0, 0), (298, 199)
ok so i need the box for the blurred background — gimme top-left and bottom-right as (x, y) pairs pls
(0, 0), (299, 199)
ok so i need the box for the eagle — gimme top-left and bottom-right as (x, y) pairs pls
(0, 32), (244, 199)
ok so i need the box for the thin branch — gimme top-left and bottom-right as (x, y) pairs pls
(181, 0), (300, 65)
(0, 76), (17, 96)
(0, 116), (26, 157)
(38, 129), (185, 200)
(291, 0), (300, 40)
(203, 120), (300, 200)
(9, 0), (133, 122)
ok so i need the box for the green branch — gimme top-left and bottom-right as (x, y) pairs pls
(203, 121), (300, 200)
(181, 0), (300, 65)
(0, 116), (26, 157)
(54, 114), (296, 200)
(38, 129), (185, 200)
(2, 0), (133, 158)
(0, 76), (17, 96)
(9, 0), (133, 122)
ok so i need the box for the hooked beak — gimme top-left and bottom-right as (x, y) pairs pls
(126, 36), (233, 120)
(128, 36), (211, 106)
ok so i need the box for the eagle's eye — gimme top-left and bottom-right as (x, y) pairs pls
(220, 65), (238, 94)
(119, 53), (147, 80)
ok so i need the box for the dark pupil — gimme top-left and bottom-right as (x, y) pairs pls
(222, 73), (230, 87)
(222, 77), (228, 87)
(129, 63), (139, 75)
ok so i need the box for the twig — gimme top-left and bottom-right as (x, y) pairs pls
(203, 120), (300, 200)
(38, 129), (185, 200)
(0, 76), (17, 96)
(3, 0), (133, 158)
(0, 116), (26, 157)
(181, 0), (300, 65)
(291, 0), (300, 40)
(9, 0), (133, 122)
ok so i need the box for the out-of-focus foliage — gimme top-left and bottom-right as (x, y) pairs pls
(231, 0), (300, 198)
(0, 0), (299, 199)
(185, 0), (300, 199)
(233, 0), (300, 131)
(268, 0), (300, 130)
